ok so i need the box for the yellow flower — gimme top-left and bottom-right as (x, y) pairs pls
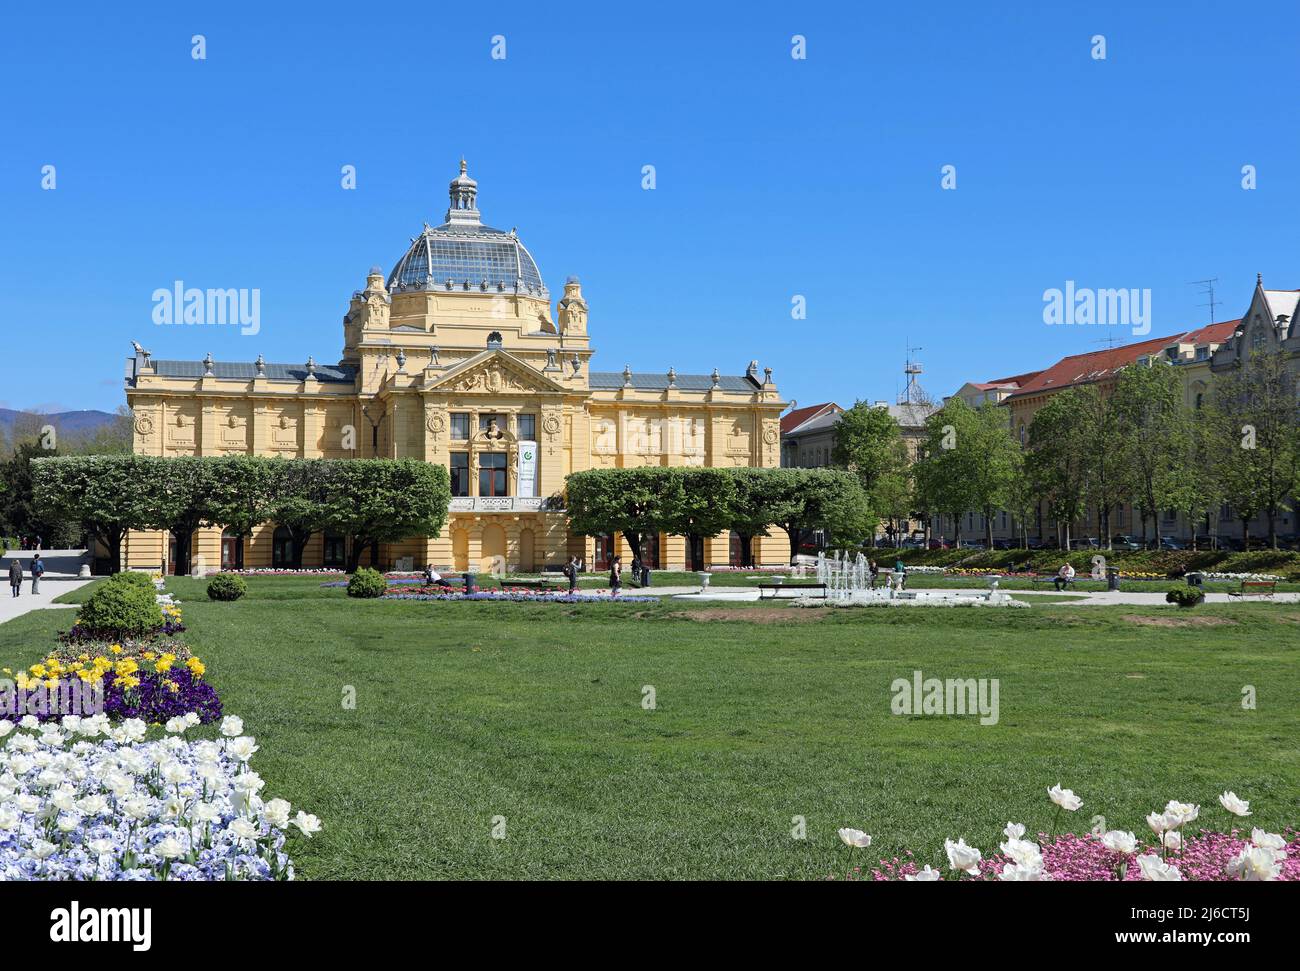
(29, 663), (46, 678)
(185, 658), (206, 678)
(112, 675), (140, 689)
(142, 651), (156, 661)
(114, 658), (139, 677)
(44, 678), (59, 690)
(1, 668), (9, 676)
(109, 645), (123, 655)
(155, 657), (173, 673)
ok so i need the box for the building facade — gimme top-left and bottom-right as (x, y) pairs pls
(123, 162), (786, 573)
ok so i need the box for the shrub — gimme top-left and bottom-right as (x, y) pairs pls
(115, 571), (158, 590)
(1166, 586), (1205, 608)
(207, 573), (247, 601)
(75, 574), (163, 636)
(347, 567), (387, 599)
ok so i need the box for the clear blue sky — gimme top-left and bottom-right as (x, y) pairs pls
(2, 0), (1298, 415)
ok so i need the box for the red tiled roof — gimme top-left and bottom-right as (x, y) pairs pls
(1008, 333), (1187, 398)
(781, 402), (839, 434)
(1179, 318), (1240, 346)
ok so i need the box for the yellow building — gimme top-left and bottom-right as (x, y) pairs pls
(123, 162), (786, 574)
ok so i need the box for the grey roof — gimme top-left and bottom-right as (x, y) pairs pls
(150, 360), (356, 384)
(388, 223), (547, 297)
(589, 371), (759, 392)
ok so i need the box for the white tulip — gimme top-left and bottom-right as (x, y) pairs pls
(220, 716), (244, 738)
(1218, 791), (1251, 817)
(838, 827), (872, 848)
(1162, 800), (1199, 827)
(944, 837), (982, 875)
(227, 817), (260, 843)
(1047, 784), (1082, 811)
(1161, 830), (1182, 851)
(1101, 830), (1137, 854)
(226, 736), (259, 762)
(1226, 845), (1281, 881)
(194, 801), (222, 823)
(27, 839), (57, 860)
(0, 720), (13, 738)
(292, 811), (322, 837)
(1251, 829), (1287, 854)
(1136, 854), (1183, 881)
(262, 798), (292, 829)
(55, 812), (81, 833)
(999, 838), (1043, 868)
(904, 865), (942, 881)
(999, 860), (1051, 881)
(154, 836), (186, 859)
(1003, 821), (1026, 840)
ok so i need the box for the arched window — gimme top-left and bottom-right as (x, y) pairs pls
(272, 526), (295, 569)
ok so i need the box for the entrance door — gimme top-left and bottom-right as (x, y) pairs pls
(594, 534), (614, 571)
(518, 528), (535, 573)
(221, 532), (244, 570)
(642, 533), (660, 570)
(687, 534), (705, 571)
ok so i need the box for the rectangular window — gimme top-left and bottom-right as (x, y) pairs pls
(450, 453), (470, 497)
(323, 534), (346, 568)
(479, 452), (507, 497)
(450, 413), (469, 440)
(517, 413), (536, 441)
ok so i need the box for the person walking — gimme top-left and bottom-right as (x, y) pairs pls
(564, 555), (579, 596)
(30, 553), (44, 595)
(609, 555), (622, 598)
(8, 559), (22, 598)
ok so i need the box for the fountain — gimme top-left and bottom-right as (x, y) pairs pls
(809, 552), (1020, 608)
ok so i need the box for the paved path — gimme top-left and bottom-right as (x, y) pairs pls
(0, 578), (93, 625)
(629, 585), (1300, 607)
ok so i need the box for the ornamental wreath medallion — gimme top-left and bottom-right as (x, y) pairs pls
(541, 414), (561, 437)
(134, 414), (154, 436)
(426, 412), (446, 435)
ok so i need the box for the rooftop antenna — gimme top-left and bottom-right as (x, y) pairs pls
(901, 343), (925, 405)
(1092, 333), (1124, 349)
(1188, 277), (1220, 324)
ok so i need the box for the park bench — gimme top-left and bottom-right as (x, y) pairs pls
(759, 582), (827, 600)
(499, 578), (561, 592)
(1030, 574), (1078, 590)
(1227, 580), (1276, 600)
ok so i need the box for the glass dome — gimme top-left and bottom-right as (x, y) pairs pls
(388, 223), (547, 296)
(387, 160), (548, 298)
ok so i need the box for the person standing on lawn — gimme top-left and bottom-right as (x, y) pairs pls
(8, 559), (22, 598)
(564, 556), (579, 596)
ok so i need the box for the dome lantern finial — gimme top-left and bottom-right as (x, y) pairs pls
(446, 158), (481, 227)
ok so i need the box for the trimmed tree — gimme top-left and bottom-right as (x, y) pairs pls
(318, 458), (451, 573)
(31, 455), (155, 573)
(563, 468), (686, 566)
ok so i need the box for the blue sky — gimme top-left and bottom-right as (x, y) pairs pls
(2, 0), (1298, 414)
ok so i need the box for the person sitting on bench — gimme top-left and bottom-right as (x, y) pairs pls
(424, 564), (452, 588)
(1053, 562), (1075, 591)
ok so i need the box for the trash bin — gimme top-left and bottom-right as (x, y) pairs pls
(463, 572), (476, 594)
(1107, 567), (1120, 591)
(1185, 572), (1203, 588)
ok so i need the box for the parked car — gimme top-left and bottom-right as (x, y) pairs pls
(1069, 537), (1100, 550)
(992, 538), (1014, 550)
(1111, 535), (1143, 551)
(927, 538), (949, 550)
(1149, 536), (1183, 551)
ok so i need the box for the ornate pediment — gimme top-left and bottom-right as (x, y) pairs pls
(426, 349), (567, 395)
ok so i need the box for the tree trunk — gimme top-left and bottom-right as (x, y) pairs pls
(784, 524), (799, 564)
(621, 530), (643, 566)
(346, 538), (367, 574)
(173, 529), (192, 576)
(984, 509), (994, 548)
(737, 532), (755, 568)
(103, 528), (124, 574)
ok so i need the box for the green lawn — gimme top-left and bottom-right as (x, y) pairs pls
(14, 576), (1300, 879)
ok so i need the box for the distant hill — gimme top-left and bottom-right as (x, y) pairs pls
(0, 408), (122, 436)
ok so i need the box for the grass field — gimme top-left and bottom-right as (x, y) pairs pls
(12, 576), (1300, 879)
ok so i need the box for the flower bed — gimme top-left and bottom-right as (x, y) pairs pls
(835, 787), (1296, 881)
(0, 713), (319, 880)
(383, 588), (657, 604)
(222, 569), (344, 576)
